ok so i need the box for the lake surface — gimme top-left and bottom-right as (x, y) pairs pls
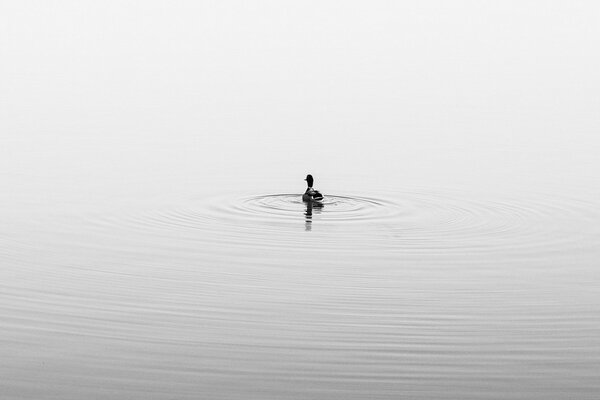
(2, 158), (599, 399)
(2, 2), (600, 399)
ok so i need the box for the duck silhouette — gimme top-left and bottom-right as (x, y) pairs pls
(302, 174), (324, 202)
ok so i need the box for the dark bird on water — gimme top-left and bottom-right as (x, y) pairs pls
(302, 174), (324, 202)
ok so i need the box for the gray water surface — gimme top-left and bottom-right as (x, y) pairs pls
(2, 181), (599, 399)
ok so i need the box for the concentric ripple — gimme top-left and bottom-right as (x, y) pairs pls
(86, 189), (600, 259)
(228, 194), (402, 222)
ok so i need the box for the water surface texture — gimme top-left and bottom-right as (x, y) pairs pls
(2, 1), (600, 399)
(3, 184), (600, 399)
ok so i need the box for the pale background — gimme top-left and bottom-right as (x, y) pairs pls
(1, 2), (600, 399)
(2, 1), (599, 203)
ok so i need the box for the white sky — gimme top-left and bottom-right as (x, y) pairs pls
(1, 1), (599, 195)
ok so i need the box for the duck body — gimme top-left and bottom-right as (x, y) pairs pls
(302, 174), (324, 202)
(303, 188), (324, 202)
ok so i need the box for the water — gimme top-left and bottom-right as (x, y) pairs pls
(3, 176), (599, 399)
(2, 2), (600, 399)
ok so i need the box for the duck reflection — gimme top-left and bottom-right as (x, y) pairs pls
(304, 200), (323, 231)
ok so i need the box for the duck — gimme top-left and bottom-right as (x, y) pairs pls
(302, 174), (324, 202)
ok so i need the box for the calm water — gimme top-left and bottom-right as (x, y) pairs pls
(2, 162), (600, 399)
(2, 2), (600, 398)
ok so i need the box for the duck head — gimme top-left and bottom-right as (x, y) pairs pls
(304, 174), (314, 187)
